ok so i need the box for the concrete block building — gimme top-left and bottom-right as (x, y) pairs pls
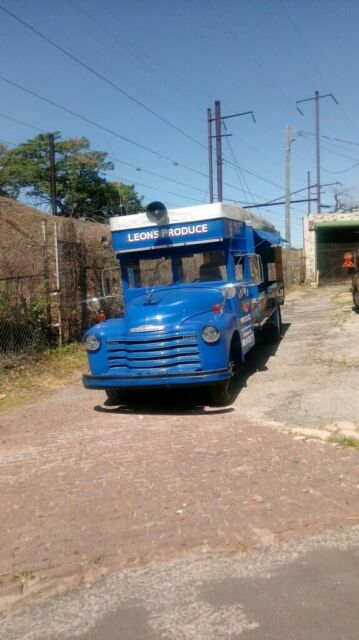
(303, 211), (359, 284)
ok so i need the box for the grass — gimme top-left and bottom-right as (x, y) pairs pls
(12, 571), (37, 584)
(0, 343), (86, 412)
(284, 282), (311, 296)
(88, 555), (104, 567)
(328, 434), (359, 449)
(331, 288), (352, 307)
(12, 570), (47, 585)
(329, 289), (353, 325)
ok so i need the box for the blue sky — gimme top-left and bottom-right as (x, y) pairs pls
(1, 0), (359, 247)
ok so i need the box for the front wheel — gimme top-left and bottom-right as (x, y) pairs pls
(210, 357), (237, 407)
(353, 288), (359, 309)
(105, 389), (125, 406)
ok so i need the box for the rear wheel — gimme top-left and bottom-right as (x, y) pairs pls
(262, 303), (282, 344)
(105, 389), (125, 406)
(353, 289), (359, 309)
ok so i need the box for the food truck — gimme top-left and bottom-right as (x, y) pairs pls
(82, 202), (285, 405)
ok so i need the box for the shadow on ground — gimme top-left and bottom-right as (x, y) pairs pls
(92, 323), (290, 416)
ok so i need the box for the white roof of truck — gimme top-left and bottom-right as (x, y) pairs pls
(110, 202), (275, 232)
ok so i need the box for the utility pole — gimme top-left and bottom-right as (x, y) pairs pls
(307, 171), (311, 215)
(296, 91), (338, 214)
(285, 124), (292, 245)
(207, 108), (214, 203)
(214, 101), (223, 202)
(48, 133), (57, 216)
(314, 91), (321, 214)
(208, 102), (255, 203)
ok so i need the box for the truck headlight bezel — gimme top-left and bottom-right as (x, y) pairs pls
(202, 325), (220, 344)
(84, 334), (101, 351)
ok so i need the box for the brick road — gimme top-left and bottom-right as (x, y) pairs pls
(1, 381), (359, 609)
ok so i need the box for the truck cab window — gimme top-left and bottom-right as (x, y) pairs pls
(126, 257), (172, 288)
(266, 262), (277, 282)
(249, 254), (263, 285)
(175, 250), (226, 283)
(198, 252), (225, 282)
(234, 255), (244, 281)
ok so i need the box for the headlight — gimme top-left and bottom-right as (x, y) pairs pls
(202, 325), (220, 343)
(84, 334), (101, 351)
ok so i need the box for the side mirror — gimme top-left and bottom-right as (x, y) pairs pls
(101, 267), (121, 297)
(87, 297), (101, 313)
(222, 284), (237, 300)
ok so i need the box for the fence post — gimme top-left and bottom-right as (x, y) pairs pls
(41, 219), (52, 331)
(53, 221), (62, 347)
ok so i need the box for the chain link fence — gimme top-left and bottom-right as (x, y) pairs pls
(0, 200), (119, 366)
(0, 273), (52, 365)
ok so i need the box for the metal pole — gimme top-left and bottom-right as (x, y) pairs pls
(42, 219), (51, 329)
(315, 91), (320, 213)
(297, 92), (338, 213)
(207, 108), (214, 203)
(53, 221), (62, 347)
(307, 171), (311, 215)
(285, 124), (291, 246)
(215, 100), (223, 202)
(48, 133), (57, 216)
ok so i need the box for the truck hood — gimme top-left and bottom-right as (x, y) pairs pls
(107, 286), (225, 333)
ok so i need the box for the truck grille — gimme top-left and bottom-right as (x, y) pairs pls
(105, 333), (201, 375)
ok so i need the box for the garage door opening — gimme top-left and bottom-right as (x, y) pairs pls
(316, 223), (359, 285)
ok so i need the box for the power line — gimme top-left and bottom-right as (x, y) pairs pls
(0, 5), (207, 151)
(0, 80), (275, 204)
(67, 0), (209, 114)
(108, 156), (208, 196)
(298, 130), (359, 148)
(223, 156), (285, 190)
(115, 175), (204, 203)
(224, 135), (258, 211)
(298, 131), (359, 163)
(208, 1), (294, 107)
(0, 74), (210, 180)
(0, 112), (43, 133)
(322, 161), (359, 175)
(0, 101), (273, 206)
(0, 110), (210, 196)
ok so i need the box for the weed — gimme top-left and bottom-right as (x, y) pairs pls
(12, 570), (36, 584)
(328, 434), (359, 449)
(331, 289), (352, 307)
(89, 555), (103, 567)
(285, 282), (311, 295)
(224, 542), (248, 555)
(0, 343), (86, 411)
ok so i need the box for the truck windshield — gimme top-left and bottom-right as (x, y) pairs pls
(125, 250), (226, 288)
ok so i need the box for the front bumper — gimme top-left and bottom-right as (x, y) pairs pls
(82, 368), (230, 390)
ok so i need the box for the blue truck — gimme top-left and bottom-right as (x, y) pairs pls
(83, 202), (285, 405)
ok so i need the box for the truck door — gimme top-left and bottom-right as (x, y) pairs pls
(233, 255), (255, 357)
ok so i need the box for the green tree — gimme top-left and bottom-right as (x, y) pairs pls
(0, 133), (144, 220)
(101, 181), (146, 217)
(0, 143), (17, 197)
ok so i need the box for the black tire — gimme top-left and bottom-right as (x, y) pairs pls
(210, 352), (237, 407)
(105, 389), (124, 406)
(353, 288), (359, 309)
(262, 303), (282, 344)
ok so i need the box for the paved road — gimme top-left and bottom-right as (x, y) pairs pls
(0, 284), (359, 636)
(1, 527), (359, 639)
